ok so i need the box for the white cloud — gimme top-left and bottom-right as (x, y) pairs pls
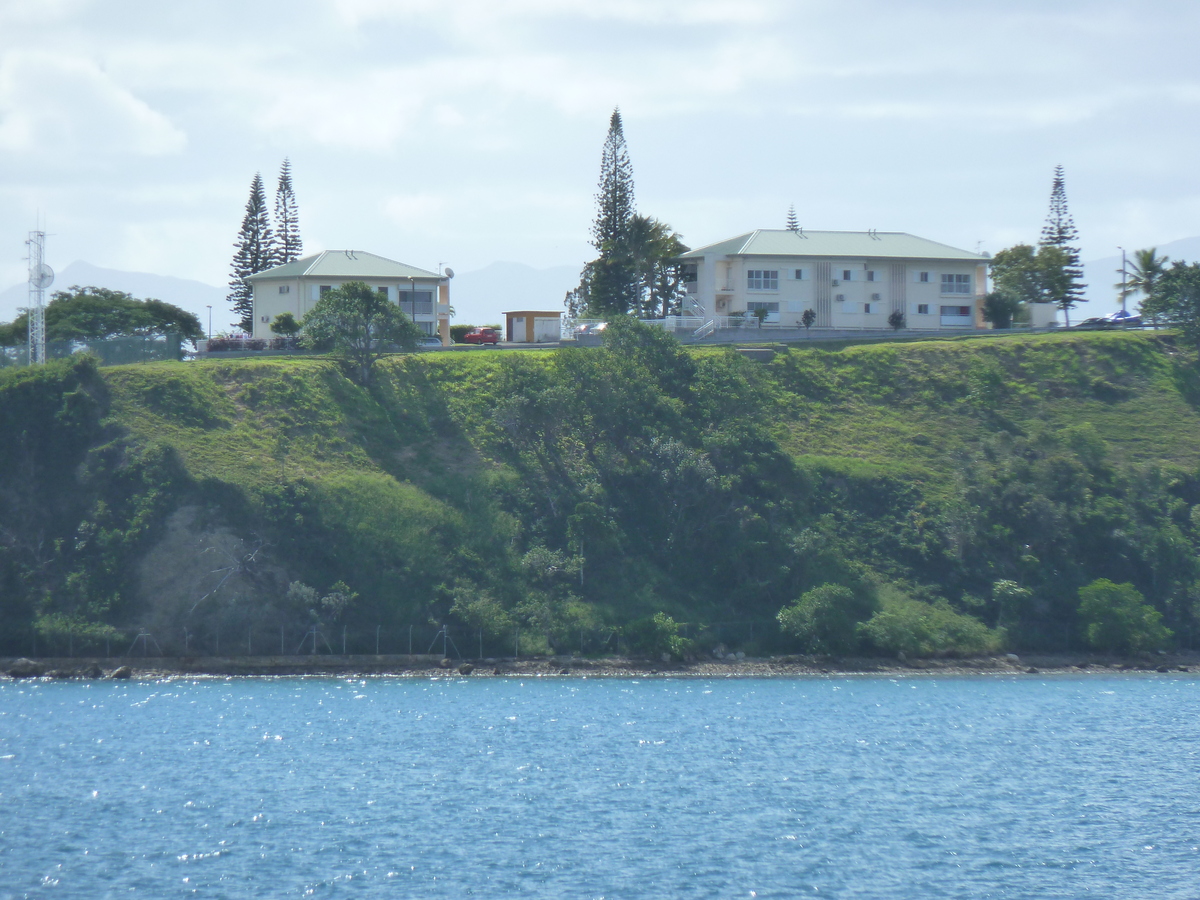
(332, 0), (778, 28)
(0, 51), (186, 158)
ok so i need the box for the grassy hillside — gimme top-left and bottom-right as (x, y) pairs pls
(4, 326), (1199, 658)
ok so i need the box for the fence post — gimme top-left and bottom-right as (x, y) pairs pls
(479, 628), (483, 660)
(248, 626), (252, 656)
(515, 625), (520, 659)
(376, 625), (381, 656)
(342, 626), (347, 656)
(280, 625), (284, 656)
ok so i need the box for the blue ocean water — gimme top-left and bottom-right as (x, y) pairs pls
(0, 674), (1197, 899)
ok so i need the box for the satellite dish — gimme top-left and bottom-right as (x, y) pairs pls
(31, 263), (54, 290)
(443, 267), (454, 279)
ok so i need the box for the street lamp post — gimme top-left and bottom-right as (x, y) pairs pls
(206, 305), (212, 339)
(1118, 247), (1128, 315)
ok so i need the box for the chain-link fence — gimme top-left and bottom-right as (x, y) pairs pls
(1, 334), (186, 368)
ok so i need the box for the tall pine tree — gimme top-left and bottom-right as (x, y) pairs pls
(228, 173), (275, 333)
(273, 158), (303, 264)
(1039, 165), (1087, 326)
(786, 204), (799, 232)
(586, 109), (639, 316)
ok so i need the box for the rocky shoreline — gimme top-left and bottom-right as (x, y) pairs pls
(4, 650), (1199, 681)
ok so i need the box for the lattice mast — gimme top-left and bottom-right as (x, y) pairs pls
(25, 230), (52, 365)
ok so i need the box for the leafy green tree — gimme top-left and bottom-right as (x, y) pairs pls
(625, 612), (694, 660)
(273, 158), (303, 264)
(1146, 262), (1200, 347)
(1078, 579), (1172, 652)
(801, 308), (816, 331)
(228, 172), (275, 332)
(778, 583), (877, 655)
(887, 309), (906, 331)
(1039, 166), (1087, 325)
(629, 214), (689, 318)
(982, 291), (1021, 329)
(0, 286), (203, 345)
(269, 312), (301, 337)
(858, 592), (1002, 658)
(301, 280), (420, 384)
(989, 243), (1072, 321)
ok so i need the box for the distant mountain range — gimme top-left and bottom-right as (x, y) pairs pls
(0, 259), (581, 331)
(4, 241), (1197, 331)
(0, 261), (230, 331)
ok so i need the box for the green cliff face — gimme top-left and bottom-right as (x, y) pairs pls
(4, 324), (1199, 657)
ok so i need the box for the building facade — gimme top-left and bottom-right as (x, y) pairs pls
(247, 250), (451, 344)
(503, 310), (562, 343)
(678, 230), (1013, 330)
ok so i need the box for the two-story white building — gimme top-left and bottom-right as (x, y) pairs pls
(247, 250), (451, 344)
(678, 230), (1022, 330)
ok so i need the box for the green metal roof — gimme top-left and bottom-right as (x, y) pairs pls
(678, 230), (987, 262)
(248, 250), (440, 281)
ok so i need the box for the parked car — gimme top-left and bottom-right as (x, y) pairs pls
(1072, 317), (1115, 330)
(418, 336), (444, 348)
(1106, 311), (1142, 327)
(461, 327), (500, 345)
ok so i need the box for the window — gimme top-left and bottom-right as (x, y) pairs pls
(793, 268), (806, 280)
(746, 300), (780, 322)
(919, 271), (930, 283)
(400, 290), (434, 315)
(278, 285), (291, 294)
(941, 274), (972, 294)
(377, 286), (389, 299)
(842, 270), (853, 281)
(319, 285), (332, 295)
(417, 321), (435, 335)
(863, 302), (872, 314)
(940, 306), (972, 317)
(747, 270), (779, 290)
(917, 304), (929, 315)
(682, 265), (698, 284)
(866, 270), (876, 282)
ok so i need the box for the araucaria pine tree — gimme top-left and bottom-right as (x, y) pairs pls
(786, 204), (799, 232)
(273, 158), (303, 264)
(586, 108), (639, 316)
(1039, 165), (1087, 325)
(228, 173), (275, 333)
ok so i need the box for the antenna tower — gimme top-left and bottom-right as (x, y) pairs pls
(25, 230), (53, 365)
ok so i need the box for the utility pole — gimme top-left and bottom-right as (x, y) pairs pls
(25, 230), (52, 365)
(206, 305), (213, 339)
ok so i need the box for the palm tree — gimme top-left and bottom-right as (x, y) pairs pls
(1116, 248), (1169, 321)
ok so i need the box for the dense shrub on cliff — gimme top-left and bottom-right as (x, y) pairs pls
(2, 327), (1200, 657)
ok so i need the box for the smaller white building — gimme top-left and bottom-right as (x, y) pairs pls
(247, 250), (451, 343)
(678, 230), (1049, 330)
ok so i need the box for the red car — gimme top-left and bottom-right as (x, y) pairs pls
(461, 327), (500, 345)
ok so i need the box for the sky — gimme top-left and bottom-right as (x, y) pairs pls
(2, 0), (1200, 325)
